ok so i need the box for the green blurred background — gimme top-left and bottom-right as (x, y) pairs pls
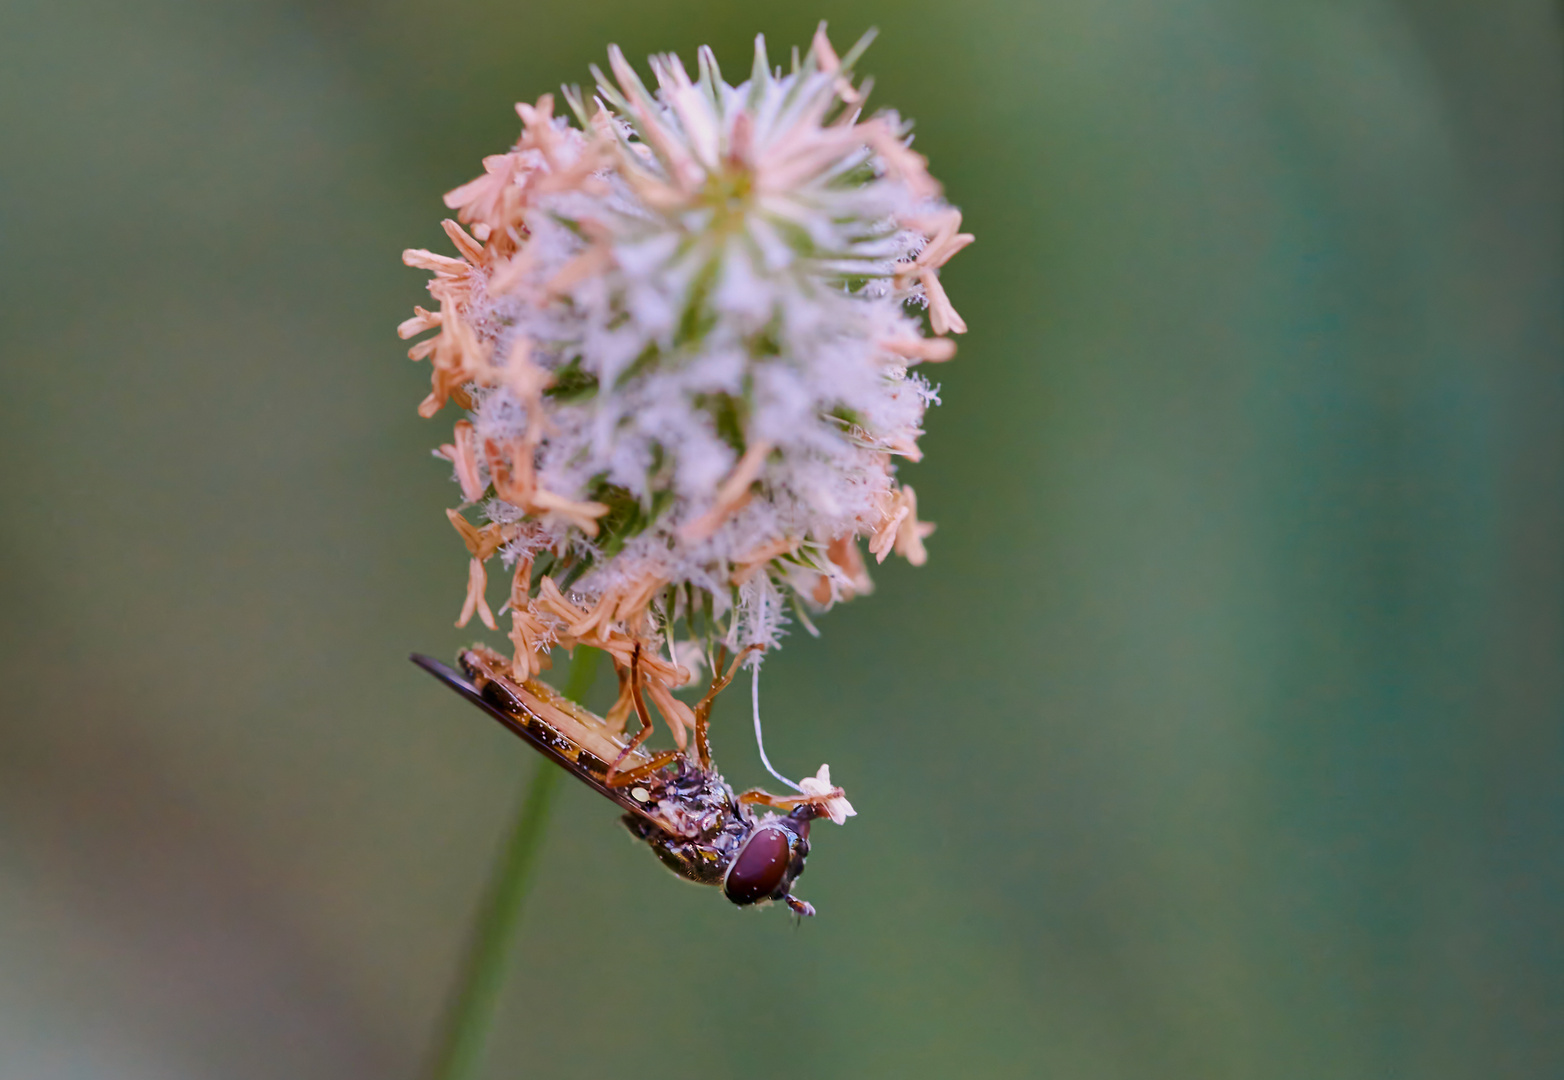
(2, 1), (1560, 1077)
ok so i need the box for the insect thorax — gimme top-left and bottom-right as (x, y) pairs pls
(622, 760), (753, 888)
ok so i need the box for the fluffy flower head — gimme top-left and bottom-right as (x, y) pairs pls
(401, 26), (971, 697)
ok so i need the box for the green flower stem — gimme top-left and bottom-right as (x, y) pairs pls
(426, 647), (601, 1080)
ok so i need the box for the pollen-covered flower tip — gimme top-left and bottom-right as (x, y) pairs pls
(401, 25), (971, 694)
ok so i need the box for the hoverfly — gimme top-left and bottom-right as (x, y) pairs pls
(411, 644), (839, 915)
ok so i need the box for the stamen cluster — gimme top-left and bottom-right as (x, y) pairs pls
(400, 27), (970, 741)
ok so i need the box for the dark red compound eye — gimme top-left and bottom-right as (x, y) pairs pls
(722, 827), (792, 906)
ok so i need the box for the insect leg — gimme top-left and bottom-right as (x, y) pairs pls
(603, 749), (680, 789)
(604, 659), (634, 733)
(737, 787), (840, 812)
(607, 645), (658, 784)
(692, 643), (763, 768)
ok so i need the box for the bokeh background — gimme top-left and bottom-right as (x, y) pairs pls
(2, 1), (1560, 1077)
